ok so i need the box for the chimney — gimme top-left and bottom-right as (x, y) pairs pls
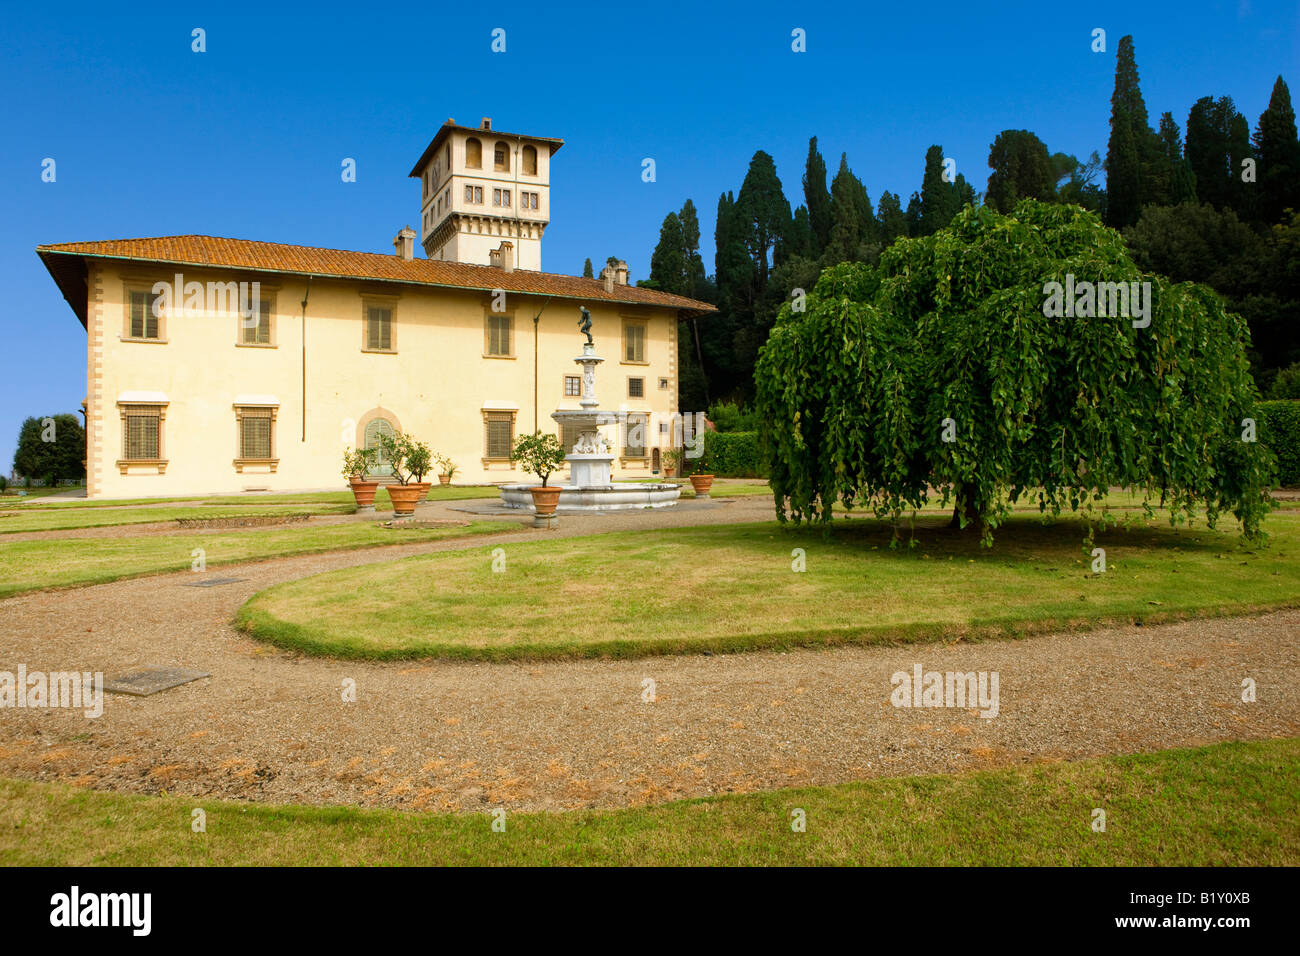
(615, 260), (629, 286)
(393, 225), (416, 261)
(490, 240), (515, 273)
(481, 117), (492, 130)
(601, 265), (615, 293)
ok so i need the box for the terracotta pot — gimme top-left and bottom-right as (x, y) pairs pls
(387, 483), (428, 516)
(438, 474), (451, 485)
(663, 465), (676, 478)
(529, 485), (563, 517)
(348, 477), (379, 510)
(689, 474), (715, 498)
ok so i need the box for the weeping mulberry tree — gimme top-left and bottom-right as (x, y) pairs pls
(754, 200), (1274, 543)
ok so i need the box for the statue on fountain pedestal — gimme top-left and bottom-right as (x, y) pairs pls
(578, 307), (593, 346)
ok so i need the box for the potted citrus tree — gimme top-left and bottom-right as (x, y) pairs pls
(342, 446), (379, 511)
(662, 448), (681, 479)
(435, 454), (459, 486)
(511, 431), (566, 525)
(378, 431), (433, 516)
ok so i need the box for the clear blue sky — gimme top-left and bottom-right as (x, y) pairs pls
(2, 0), (1296, 473)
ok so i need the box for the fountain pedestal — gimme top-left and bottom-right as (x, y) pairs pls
(499, 329), (681, 513)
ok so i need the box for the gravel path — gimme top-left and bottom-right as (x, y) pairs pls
(0, 493), (1296, 813)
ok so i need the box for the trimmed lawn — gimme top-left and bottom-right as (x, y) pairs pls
(0, 520), (518, 599)
(1, 739), (1294, 866)
(237, 509), (1300, 660)
(0, 485), (499, 511)
(0, 503), (355, 534)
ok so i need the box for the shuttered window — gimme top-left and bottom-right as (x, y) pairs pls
(122, 406), (162, 460)
(129, 291), (161, 339)
(487, 315), (512, 356)
(624, 414), (648, 457)
(366, 307), (392, 350)
(624, 323), (646, 363)
(241, 298), (272, 345)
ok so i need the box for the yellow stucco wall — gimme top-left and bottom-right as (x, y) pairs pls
(85, 261), (681, 498)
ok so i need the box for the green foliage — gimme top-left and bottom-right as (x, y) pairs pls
(706, 401), (758, 432)
(341, 446), (377, 481)
(1255, 76), (1300, 225)
(376, 432), (431, 485)
(1258, 401), (1300, 485)
(582, 258), (594, 278)
(700, 431), (765, 477)
(1269, 363), (1300, 400)
(1186, 94), (1254, 216)
(511, 431), (566, 487)
(803, 136), (833, 256)
(754, 200), (1274, 544)
(12, 414), (84, 485)
(986, 130), (1057, 212)
(1104, 35), (1150, 228)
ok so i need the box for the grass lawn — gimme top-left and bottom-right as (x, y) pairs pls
(0, 502), (357, 534)
(237, 508), (1300, 660)
(0, 520), (518, 599)
(0, 485), (500, 510)
(1, 739), (1293, 866)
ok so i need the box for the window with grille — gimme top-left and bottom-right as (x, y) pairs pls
(564, 375), (581, 397)
(238, 407), (274, 460)
(366, 307), (392, 350)
(492, 188), (512, 207)
(487, 314), (512, 356)
(464, 185), (483, 204)
(122, 406), (161, 460)
(628, 377), (645, 398)
(129, 291), (161, 339)
(494, 143), (509, 171)
(241, 298), (272, 345)
(485, 413), (514, 459)
(624, 414), (648, 457)
(624, 323), (646, 363)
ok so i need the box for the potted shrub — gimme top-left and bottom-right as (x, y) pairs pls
(686, 442), (714, 497)
(511, 431), (567, 525)
(378, 432), (433, 516)
(342, 447), (379, 511)
(662, 448), (681, 479)
(435, 454), (459, 486)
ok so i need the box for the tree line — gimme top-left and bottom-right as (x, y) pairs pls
(636, 33), (1298, 409)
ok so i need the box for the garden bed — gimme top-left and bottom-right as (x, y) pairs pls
(174, 512), (314, 530)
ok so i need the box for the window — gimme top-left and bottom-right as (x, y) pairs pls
(493, 188), (512, 207)
(494, 142), (509, 171)
(464, 185), (483, 204)
(628, 377), (645, 398)
(466, 137), (482, 168)
(521, 191), (540, 210)
(240, 297), (272, 345)
(658, 377), (670, 390)
(122, 405), (162, 460)
(564, 375), (581, 397)
(128, 290), (162, 340)
(624, 413), (648, 457)
(522, 145), (538, 176)
(484, 412), (515, 460)
(363, 418), (397, 477)
(234, 405), (277, 468)
(365, 306), (393, 351)
(623, 321), (647, 363)
(485, 313), (513, 356)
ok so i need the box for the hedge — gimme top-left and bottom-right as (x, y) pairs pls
(699, 430), (767, 478)
(1259, 400), (1300, 487)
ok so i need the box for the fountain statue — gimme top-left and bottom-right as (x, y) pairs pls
(498, 310), (682, 513)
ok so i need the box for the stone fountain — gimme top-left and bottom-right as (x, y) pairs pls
(499, 310), (681, 514)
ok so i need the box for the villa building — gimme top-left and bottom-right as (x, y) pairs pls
(36, 117), (715, 498)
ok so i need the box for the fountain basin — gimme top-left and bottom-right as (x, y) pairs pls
(499, 482), (681, 512)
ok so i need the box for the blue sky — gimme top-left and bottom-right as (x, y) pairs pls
(2, 0), (1296, 473)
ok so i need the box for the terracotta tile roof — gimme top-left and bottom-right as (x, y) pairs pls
(36, 235), (717, 327)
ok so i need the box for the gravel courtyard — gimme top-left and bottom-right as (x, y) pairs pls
(1, 494), (1296, 813)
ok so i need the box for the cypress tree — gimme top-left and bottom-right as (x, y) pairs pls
(582, 258), (594, 278)
(1104, 35), (1150, 228)
(986, 129), (1056, 212)
(734, 151), (792, 286)
(649, 212), (688, 295)
(877, 190), (908, 243)
(803, 137), (833, 257)
(1187, 95), (1249, 212)
(1254, 76), (1299, 224)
